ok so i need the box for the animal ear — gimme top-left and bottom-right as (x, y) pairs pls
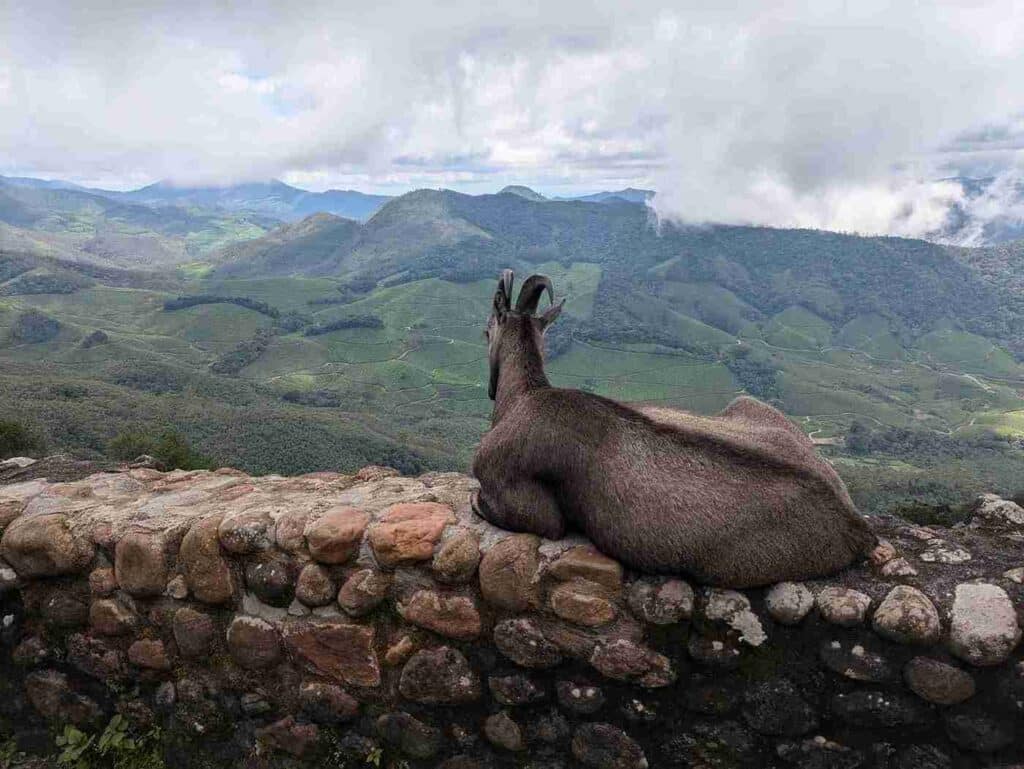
(516, 274), (553, 314)
(538, 298), (564, 331)
(492, 288), (509, 321)
(493, 269), (514, 320)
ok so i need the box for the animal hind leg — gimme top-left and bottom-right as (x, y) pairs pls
(471, 479), (566, 540)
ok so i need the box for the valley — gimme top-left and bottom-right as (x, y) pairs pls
(4, 181), (1024, 515)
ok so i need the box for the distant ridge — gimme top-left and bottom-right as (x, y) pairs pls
(562, 187), (655, 204)
(115, 179), (391, 223)
(498, 185), (547, 201)
(0, 176), (391, 223)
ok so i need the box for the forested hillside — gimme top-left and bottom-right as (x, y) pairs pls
(4, 185), (1024, 515)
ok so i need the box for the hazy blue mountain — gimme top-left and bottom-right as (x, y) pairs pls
(0, 175), (92, 192)
(0, 177), (279, 267)
(560, 187), (655, 204)
(1, 175), (392, 223)
(115, 179), (391, 222)
(499, 185), (547, 201)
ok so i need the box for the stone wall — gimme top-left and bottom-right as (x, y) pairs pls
(1, 462), (1024, 768)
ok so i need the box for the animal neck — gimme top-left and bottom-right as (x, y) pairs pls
(493, 335), (549, 424)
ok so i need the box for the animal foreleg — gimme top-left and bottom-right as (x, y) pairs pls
(471, 480), (566, 540)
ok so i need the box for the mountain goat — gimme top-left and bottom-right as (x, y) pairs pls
(470, 271), (876, 588)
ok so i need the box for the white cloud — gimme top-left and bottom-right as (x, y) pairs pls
(2, 0), (1024, 236)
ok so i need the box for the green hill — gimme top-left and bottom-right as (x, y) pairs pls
(6, 189), (1024, 515)
(0, 178), (278, 268)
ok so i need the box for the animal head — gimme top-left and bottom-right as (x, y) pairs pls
(486, 270), (564, 400)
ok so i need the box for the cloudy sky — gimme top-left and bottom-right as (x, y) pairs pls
(2, 0), (1024, 237)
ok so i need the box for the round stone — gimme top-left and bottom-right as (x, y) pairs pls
(488, 674), (545, 706)
(226, 616), (282, 670)
(114, 531), (168, 596)
(305, 506), (369, 564)
(299, 682), (359, 724)
(1, 513), (95, 578)
(903, 657), (976, 705)
(970, 493), (1024, 528)
(376, 711), (442, 759)
(180, 515), (235, 605)
(244, 554), (296, 608)
(815, 586), (871, 627)
(398, 646), (480, 704)
(557, 680), (605, 714)
(484, 711), (525, 752)
(173, 607), (216, 658)
(218, 510), (274, 554)
(547, 545), (623, 589)
(87, 567), (117, 596)
(432, 530), (481, 584)
(275, 509), (311, 553)
(549, 579), (617, 627)
(765, 582), (814, 625)
(400, 589), (481, 640)
(368, 502), (454, 568)
(337, 568), (391, 616)
(590, 639), (675, 688)
(294, 563), (335, 607)
(478, 534), (541, 612)
(571, 723), (647, 769)
(742, 678), (818, 737)
(948, 583), (1022, 666)
(66, 634), (125, 680)
(494, 617), (562, 669)
(626, 577), (694, 625)
(872, 585), (941, 645)
(819, 640), (896, 683)
(128, 639), (171, 670)
(89, 598), (138, 636)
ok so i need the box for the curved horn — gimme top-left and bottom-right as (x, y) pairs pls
(515, 274), (554, 314)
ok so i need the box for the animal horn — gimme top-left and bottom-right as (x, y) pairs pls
(515, 274), (554, 314)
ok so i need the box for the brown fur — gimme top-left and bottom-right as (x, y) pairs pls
(471, 272), (876, 588)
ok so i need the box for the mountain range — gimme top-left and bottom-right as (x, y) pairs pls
(4, 173), (1024, 515)
(0, 175), (656, 227)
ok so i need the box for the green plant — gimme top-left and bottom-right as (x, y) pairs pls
(0, 418), (36, 459)
(108, 429), (210, 471)
(1, 736), (23, 765)
(55, 716), (164, 769)
(55, 725), (94, 768)
(365, 746), (383, 767)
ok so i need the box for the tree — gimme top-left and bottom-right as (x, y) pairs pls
(0, 419), (37, 459)
(108, 429), (210, 470)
